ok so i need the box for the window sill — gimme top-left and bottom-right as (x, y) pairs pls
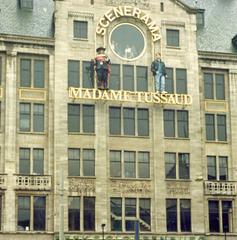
(110, 177), (151, 181)
(19, 87), (46, 90)
(164, 137), (190, 140)
(165, 179), (191, 182)
(68, 132), (95, 136)
(205, 140), (228, 144)
(109, 135), (150, 139)
(166, 45), (181, 50)
(18, 131), (46, 135)
(68, 176), (96, 179)
(73, 37), (88, 42)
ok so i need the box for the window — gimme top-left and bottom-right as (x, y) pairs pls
(19, 148), (44, 175)
(196, 10), (205, 27)
(165, 68), (187, 94)
(205, 114), (227, 141)
(17, 196), (46, 231)
(68, 148), (95, 176)
(208, 200), (232, 233)
(207, 156), (228, 181)
(68, 197), (95, 231)
(68, 104), (94, 133)
(68, 60), (80, 87)
(166, 199), (191, 232)
(166, 29), (180, 47)
(164, 110), (189, 138)
(165, 153), (190, 179)
(74, 21), (88, 39)
(19, 103), (44, 132)
(110, 198), (150, 232)
(20, 58), (45, 88)
(110, 150), (150, 179)
(204, 72), (225, 100)
(109, 107), (149, 136)
(19, 0), (33, 9)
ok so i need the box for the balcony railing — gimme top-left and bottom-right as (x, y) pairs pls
(204, 181), (237, 195)
(15, 175), (52, 190)
(0, 174), (6, 189)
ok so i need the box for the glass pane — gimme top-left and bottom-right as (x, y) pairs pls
(33, 196), (46, 231)
(207, 156), (217, 180)
(217, 115), (227, 141)
(125, 198), (136, 231)
(136, 66), (148, 91)
(166, 199), (177, 232)
(180, 199), (191, 232)
(204, 73), (214, 99)
(33, 104), (44, 132)
(19, 148), (30, 175)
(166, 29), (179, 47)
(209, 201), (219, 232)
(33, 149), (44, 175)
(164, 110), (175, 137)
(137, 109), (149, 136)
(124, 151), (135, 178)
(34, 60), (45, 88)
(222, 201), (232, 233)
(139, 199), (151, 231)
(83, 105), (94, 133)
(138, 152), (150, 178)
(109, 107), (121, 135)
(176, 69), (187, 94)
(165, 68), (174, 93)
(205, 114), (215, 141)
(109, 64), (120, 90)
(165, 153), (176, 179)
(111, 198), (122, 231)
(123, 108), (135, 135)
(110, 151), (121, 177)
(68, 149), (80, 176)
(82, 61), (93, 88)
(215, 74), (225, 100)
(18, 196), (30, 231)
(84, 197), (95, 231)
(83, 149), (95, 176)
(20, 59), (31, 87)
(219, 156), (228, 181)
(179, 153), (190, 179)
(68, 104), (80, 132)
(123, 65), (134, 91)
(74, 21), (88, 39)
(20, 103), (31, 132)
(68, 60), (80, 87)
(177, 110), (189, 138)
(68, 197), (80, 231)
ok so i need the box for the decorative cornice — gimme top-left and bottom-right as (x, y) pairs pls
(68, 11), (94, 19)
(198, 50), (237, 62)
(106, 0), (150, 9)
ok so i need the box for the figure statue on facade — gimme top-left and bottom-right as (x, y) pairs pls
(151, 52), (167, 93)
(94, 47), (111, 90)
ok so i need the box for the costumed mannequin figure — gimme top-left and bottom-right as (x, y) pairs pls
(94, 47), (111, 90)
(151, 52), (167, 92)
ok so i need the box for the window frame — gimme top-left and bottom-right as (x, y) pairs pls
(166, 29), (180, 48)
(73, 20), (88, 39)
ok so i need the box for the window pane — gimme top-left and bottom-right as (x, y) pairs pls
(209, 200), (219, 232)
(139, 199), (151, 231)
(125, 198), (136, 231)
(137, 108), (149, 136)
(165, 153), (176, 179)
(20, 59), (31, 87)
(33, 196), (46, 231)
(84, 197), (95, 231)
(33, 149), (44, 175)
(18, 196), (30, 231)
(207, 156), (216, 180)
(222, 201), (232, 233)
(83, 149), (95, 176)
(68, 104), (80, 132)
(205, 114), (215, 141)
(123, 108), (135, 135)
(33, 104), (44, 132)
(110, 151), (121, 177)
(176, 69), (187, 94)
(215, 74), (225, 100)
(180, 199), (191, 232)
(136, 66), (148, 91)
(82, 61), (93, 88)
(217, 115), (227, 141)
(166, 29), (179, 47)
(83, 105), (94, 133)
(123, 65), (134, 91)
(68, 149), (80, 176)
(68, 197), (80, 231)
(111, 198), (122, 231)
(20, 103), (31, 132)
(219, 156), (228, 181)
(109, 107), (121, 135)
(165, 68), (174, 93)
(109, 64), (120, 90)
(34, 60), (45, 88)
(124, 151), (135, 178)
(177, 110), (189, 138)
(19, 148), (30, 175)
(179, 153), (190, 179)
(166, 199), (177, 232)
(164, 110), (175, 137)
(138, 152), (150, 178)
(204, 73), (214, 99)
(68, 60), (80, 87)
(74, 21), (88, 39)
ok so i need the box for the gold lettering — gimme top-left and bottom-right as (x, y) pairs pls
(83, 89), (92, 99)
(70, 87), (81, 98)
(105, 10), (116, 22)
(92, 89), (102, 99)
(147, 21), (160, 33)
(160, 93), (168, 104)
(136, 92), (143, 102)
(152, 33), (161, 42)
(144, 92), (152, 103)
(184, 95), (193, 105)
(113, 6), (124, 18)
(175, 94), (184, 105)
(140, 14), (150, 25)
(167, 94), (176, 104)
(132, 7), (141, 19)
(152, 92), (161, 103)
(123, 91), (131, 101)
(101, 90), (110, 100)
(96, 26), (106, 36)
(124, 6), (132, 16)
(99, 17), (109, 28)
(110, 90), (122, 101)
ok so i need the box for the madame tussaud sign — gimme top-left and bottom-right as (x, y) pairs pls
(96, 6), (161, 42)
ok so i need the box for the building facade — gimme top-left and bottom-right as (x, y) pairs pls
(0, 0), (237, 240)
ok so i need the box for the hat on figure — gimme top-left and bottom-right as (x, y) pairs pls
(96, 47), (106, 53)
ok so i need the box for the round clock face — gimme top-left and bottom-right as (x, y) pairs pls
(110, 23), (145, 61)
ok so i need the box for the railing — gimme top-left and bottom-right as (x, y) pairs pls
(204, 181), (237, 195)
(15, 175), (52, 190)
(0, 174), (6, 189)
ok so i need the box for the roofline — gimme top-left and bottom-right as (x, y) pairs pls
(198, 50), (237, 61)
(173, 0), (199, 14)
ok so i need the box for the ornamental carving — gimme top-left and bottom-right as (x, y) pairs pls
(166, 182), (190, 196)
(69, 178), (95, 195)
(106, 0), (150, 9)
(110, 180), (151, 194)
